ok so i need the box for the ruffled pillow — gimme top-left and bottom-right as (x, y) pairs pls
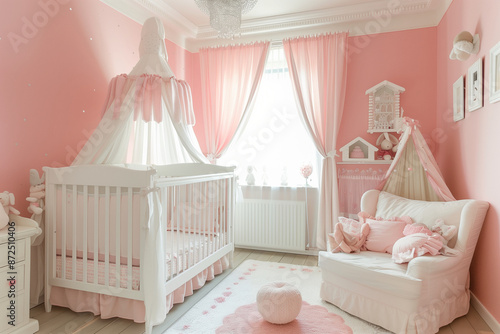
(392, 219), (459, 263)
(392, 233), (443, 264)
(328, 217), (370, 253)
(358, 212), (413, 254)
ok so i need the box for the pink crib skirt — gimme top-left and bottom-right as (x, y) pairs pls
(50, 254), (230, 322)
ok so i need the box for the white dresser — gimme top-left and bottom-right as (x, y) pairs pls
(0, 214), (41, 334)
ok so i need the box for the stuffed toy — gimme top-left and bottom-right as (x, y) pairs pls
(245, 166), (256, 186)
(0, 191), (20, 229)
(26, 169), (45, 216)
(449, 31), (480, 61)
(328, 217), (370, 253)
(376, 133), (399, 160)
(431, 219), (457, 246)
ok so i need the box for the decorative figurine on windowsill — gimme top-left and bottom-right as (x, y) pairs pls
(246, 165), (256, 186)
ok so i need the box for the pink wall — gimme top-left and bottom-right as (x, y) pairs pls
(338, 28), (437, 154)
(0, 0), (195, 217)
(436, 0), (500, 322)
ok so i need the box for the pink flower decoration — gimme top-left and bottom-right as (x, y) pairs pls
(202, 310), (209, 315)
(300, 163), (313, 178)
(223, 291), (232, 297)
(215, 297), (226, 303)
(211, 305), (217, 309)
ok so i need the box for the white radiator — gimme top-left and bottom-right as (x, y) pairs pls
(234, 200), (306, 252)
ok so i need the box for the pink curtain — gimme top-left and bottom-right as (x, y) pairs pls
(199, 42), (270, 163)
(283, 32), (349, 250)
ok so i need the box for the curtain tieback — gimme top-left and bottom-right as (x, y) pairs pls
(326, 150), (339, 159)
(207, 153), (217, 164)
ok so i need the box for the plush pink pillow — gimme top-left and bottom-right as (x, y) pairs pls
(392, 233), (443, 263)
(364, 218), (409, 253)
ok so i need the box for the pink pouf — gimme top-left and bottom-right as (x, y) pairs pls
(256, 281), (302, 324)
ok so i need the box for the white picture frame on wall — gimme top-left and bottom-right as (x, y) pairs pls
(453, 76), (465, 122)
(490, 41), (500, 103)
(467, 58), (483, 111)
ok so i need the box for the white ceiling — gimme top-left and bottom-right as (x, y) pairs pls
(100, 0), (452, 52)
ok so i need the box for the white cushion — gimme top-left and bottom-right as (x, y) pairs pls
(319, 251), (421, 300)
(375, 192), (468, 248)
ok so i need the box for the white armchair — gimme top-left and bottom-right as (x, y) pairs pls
(319, 190), (489, 334)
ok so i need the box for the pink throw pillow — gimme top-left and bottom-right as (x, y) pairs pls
(358, 212), (412, 254)
(392, 233), (443, 263)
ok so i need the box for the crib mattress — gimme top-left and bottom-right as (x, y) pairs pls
(55, 231), (224, 291)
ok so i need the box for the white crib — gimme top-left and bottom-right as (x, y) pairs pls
(43, 163), (236, 333)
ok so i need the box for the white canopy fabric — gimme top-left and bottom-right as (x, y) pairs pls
(72, 17), (207, 166)
(378, 118), (456, 202)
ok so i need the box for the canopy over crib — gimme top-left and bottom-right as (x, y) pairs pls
(72, 17), (207, 165)
(378, 118), (456, 201)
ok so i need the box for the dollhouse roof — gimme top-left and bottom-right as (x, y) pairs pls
(339, 137), (379, 153)
(365, 80), (405, 95)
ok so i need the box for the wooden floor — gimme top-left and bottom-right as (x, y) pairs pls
(31, 248), (494, 334)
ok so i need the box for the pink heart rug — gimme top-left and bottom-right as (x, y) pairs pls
(216, 301), (352, 334)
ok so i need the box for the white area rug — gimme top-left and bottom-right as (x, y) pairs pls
(164, 260), (391, 333)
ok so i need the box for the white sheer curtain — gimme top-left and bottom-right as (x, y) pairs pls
(283, 32), (349, 250)
(218, 45), (321, 248)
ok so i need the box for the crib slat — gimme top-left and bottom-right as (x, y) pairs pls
(170, 186), (175, 281)
(127, 187), (132, 290)
(116, 187), (121, 289)
(93, 185), (99, 284)
(160, 187), (168, 281)
(72, 185), (77, 281)
(105, 186), (110, 287)
(176, 185), (180, 276)
(187, 184), (192, 268)
(62, 185), (66, 279)
(139, 188), (146, 289)
(181, 185), (186, 273)
(198, 182), (202, 264)
(83, 186), (88, 283)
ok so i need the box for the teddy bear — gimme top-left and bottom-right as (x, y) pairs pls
(449, 31), (480, 61)
(376, 132), (399, 160)
(26, 169), (45, 216)
(0, 191), (20, 229)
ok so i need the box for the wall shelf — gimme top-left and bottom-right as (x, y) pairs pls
(337, 160), (392, 165)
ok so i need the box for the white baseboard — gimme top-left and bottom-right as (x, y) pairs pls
(471, 292), (500, 334)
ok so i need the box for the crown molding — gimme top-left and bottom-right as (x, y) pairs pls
(101, 0), (452, 53)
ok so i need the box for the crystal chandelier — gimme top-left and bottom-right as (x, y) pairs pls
(194, 0), (258, 39)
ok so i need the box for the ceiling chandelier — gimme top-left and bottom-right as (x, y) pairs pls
(194, 0), (258, 39)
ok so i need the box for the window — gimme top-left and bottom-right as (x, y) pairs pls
(219, 45), (320, 187)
